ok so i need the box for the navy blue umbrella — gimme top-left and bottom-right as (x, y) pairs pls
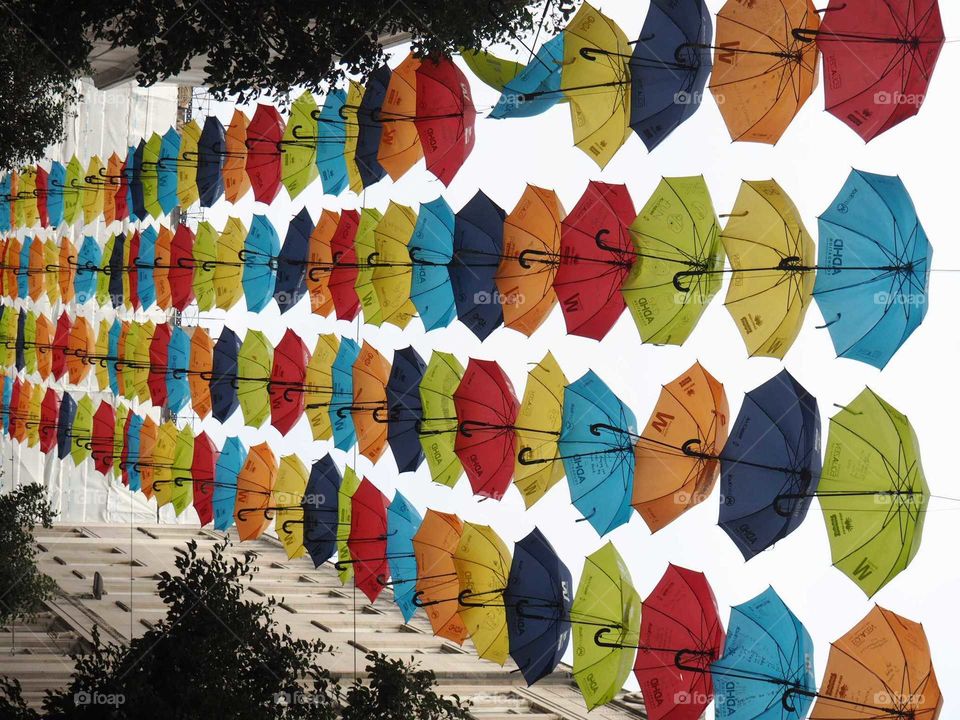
(451, 191), (505, 340)
(273, 207), (312, 313)
(385, 346), (426, 474)
(15, 309), (26, 372)
(130, 139), (147, 221)
(719, 369), (821, 560)
(504, 528), (572, 685)
(108, 232), (125, 307)
(211, 328), (241, 423)
(629, 0), (712, 151)
(300, 455), (342, 568)
(355, 64), (391, 188)
(57, 393), (78, 461)
(197, 115), (226, 208)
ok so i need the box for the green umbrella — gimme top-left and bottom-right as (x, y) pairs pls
(419, 351), (463, 489)
(70, 396), (95, 466)
(281, 92), (319, 199)
(192, 221), (218, 311)
(142, 132), (163, 220)
(354, 208), (385, 326)
(572, 541), (641, 710)
(622, 176), (724, 345)
(96, 234), (115, 306)
(170, 425), (195, 516)
(237, 329), (273, 429)
(819, 388), (929, 597)
(337, 465), (362, 585)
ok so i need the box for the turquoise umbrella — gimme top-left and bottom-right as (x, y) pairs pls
(386, 491), (422, 622)
(409, 197), (457, 331)
(214, 436), (247, 532)
(330, 338), (360, 451)
(136, 226), (157, 309)
(74, 235), (101, 304)
(166, 326), (191, 414)
(125, 414), (143, 492)
(316, 89), (349, 196)
(490, 33), (565, 119)
(242, 214), (280, 313)
(157, 127), (180, 216)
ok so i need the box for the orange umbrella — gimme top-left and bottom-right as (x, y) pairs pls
(12, 380), (32, 443)
(0, 238), (7, 298)
(115, 321), (130, 398)
(58, 238), (77, 303)
(223, 109), (251, 203)
(153, 225), (174, 310)
(306, 209), (339, 316)
(189, 326), (214, 419)
(27, 239), (45, 302)
(710, 0), (820, 143)
(66, 317), (95, 385)
(633, 362), (729, 532)
(138, 417), (159, 500)
(378, 53), (424, 181)
(3, 238), (21, 298)
(808, 606), (942, 719)
(412, 509), (469, 644)
(35, 314), (53, 381)
(235, 442), (277, 541)
(352, 341), (390, 463)
(496, 184), (563, 336)
(102, 152), (123, 226)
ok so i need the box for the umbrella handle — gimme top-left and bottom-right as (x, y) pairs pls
(412, 590), (445, 608)
(673, 270), (697, 292)
(307, 265), (327, 282)
(282, 386), (303, 403)
(280, 519), (303, 534)
(176, 256), (195, 270)
(517, 446), (552, 466)
(517, 248), (558, 269)
(593, 627), (631, 649)
(372, 406), (393, 423)
(365, 251), (381, 267)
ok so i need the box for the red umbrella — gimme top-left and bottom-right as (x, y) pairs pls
(35, 167), (49, 227)
(415, 57), (477, 186)
(554, 181), (636, 340)
(269, 328), (310, 436)
(91, 401), (116, 475)
(115, 158), (129, 220)
(7, 379), (22, 440)
(246, 104), (284, 204)
(453, 359), (519, 500)
(633, 564), (725, 720)
(119, 412), (134, 487)
(813, 0), (944, 142)
(39, 388), (60, 454)
(148, 324), (172, 407)
(192, 431), (218, 527)
(51, 313), (72, 381)
(127, 230), (141, 310)
(169, 224), (196, 311)
(330, 209), (362, 321)
(348, 477), (390, 602)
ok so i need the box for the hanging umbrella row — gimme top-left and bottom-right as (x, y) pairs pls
(465, 0), (943, 166)
(2, 168), (932, 368)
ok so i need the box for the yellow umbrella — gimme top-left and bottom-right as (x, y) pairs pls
(453, 522), (512, 665)
(237, 329), (273, 429)
(176, 119), (201, 208)
(354, 208), (385, 326)
(93, 319), (111, 391)
(281, 92), (319, 199)
(372, 202), (418, 329)
(337, 466), (362, 585)
(132, 321), (155, 403)
(20, 171), (38, 228)
(343, 81), (365, 193)
(514, 352), (567, 508)
(44, 239), (60, 304)
(273, 454), (309, 560)
(25, 383), (44, 448)
(70, 397), (94, 466)
(112, 404), (128, 478)
(63, 156), (82, 225)
(214, 216), (247, 310)
(305, 334), (339, 442)
(82, 156), (104, 225)
(151, 420), (179, 507)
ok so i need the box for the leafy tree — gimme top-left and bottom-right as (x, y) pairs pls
(0, 484), (58, 626)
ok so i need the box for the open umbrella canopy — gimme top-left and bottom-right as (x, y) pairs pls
(352, 342), (391, 463)
(415, 56), (476, 186)
(274, 455), (309, 560)
(124, 231), (139, 310)
(66, 317), (95, 386)
(246, 104), (284, 204)
(74, 235), (101, 304)
(409, 197), (456, 331)
(354, 209), (385, 325)
(305, 334), (338, 442)
(223, 109), (250, 203)
(316, 89), (349, 195)
(197, 115), (226, 207)
(356, 65), (391, 189)
(572, 542), (641, 710)
(281, 92), (319, 199)
(237, 329), (273, 428)
(166, 326), (191, 414)
(211, 327), (242, 423)
(214, 436), (246, 532)
(634, 564), (725, 720)
(191, 431), (218, 527)
(513, 352), (567, 508)
(819, 387), (928, 597)
(378, 53), (424, 181)
(385, 346), (426, 474)
(169, 426), (196, 516)
(336, 467), (362, 585)
(158, 127), (180, 215)
(214, 217), (247, 311)
(719, 369), (821, 559)
(454, 359), (520, 500)
(39, 388), (60, 455)
(58, 238), (77, 304)
(91, 401), (116, 475)
(721, 179), (815, 359)
(343, 82), (366, 193)
(419, 351), (464, 489)
(349, 477), (390, 602)
(484, 33), (564, 120)
(269, 328), (309, 436)
(305, 209), (338, 316)
(123, 414), (143, 491)
(330, 338), (361, 451)
(372, 202), (418, 329)
(235, 442), (277, 541)
(808, 605), (942, 719)
(453, 522), (512, 665)
(151, 421), (179, 507)
(176, 120), (201, 208)
(148, 324), (172, 408)
(386, 491), (422, 622)
(169, 224), (196, 311)
(412, 509), (468, 644)
(69, 396), (95, 466)
(137, 418), (159, 499)
(623, 176), (723, 345)
(815, 0), (944, 142)
(710, 0), (820, 143)
(153, 225), (174, 310)
(813, 169), (931, 369)
(135, 227), (157, 309)
(129, 142), (147, 220)
(556, 181), (636, 340)
(711, 586), (815, 720)
(242, 214), (280, 313)
(192, 221), (218, 311)
(560, 371), (635, 535)
(504, 528), (572, 685)
(329, 210), (362, 321)
(451, 191), (506, 340)
(274, 207), (311, 313)
(633, 362), (729, 532)
(301, 455), (341, 567)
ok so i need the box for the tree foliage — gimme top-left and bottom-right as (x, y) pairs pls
(0, 484), (58, 626)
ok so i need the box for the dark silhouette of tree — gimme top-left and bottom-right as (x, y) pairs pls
(0, 484), (57, 626)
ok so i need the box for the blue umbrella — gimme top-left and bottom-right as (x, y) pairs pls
(711, 586), (815, 720)
(558, 371), (635, 536)
(0, 175), (10, 231)
(213, 436), (246, 532)
(211, 327), (241, 423)
(301, 455), (342, 567)
(316, 89), (349, 196)
(490, 33), (565, 119)
(74, 235), (101, 304)
(197, 116), (226, 208)
(107, 232), (125, 307)
(124, 413), (143, 492)
(452, 191), (506, 340)
(330, 338), (360, 451)
(136, 226), (157, 309)
(166, 326), (191, 414)
(386, 346), (426, 473)
(504, 528), (572, 685)
(242, 214), (280, 313)
(14, 310), (25, 373)
(0, 377), (9, 435)
(719, 370), (821, 560)
(356, 64), (391, 188)
(629, 0), (712, 151)
(56, 393), (77, 461)
(274, 207), (312, 313)
(386, 491), (422, 622)
(107, 320), (122, 396)
(47, 162), (66, 227)
(409, 197), (457, 331)
(130, 139), (147, 221)
(157, 127), (180, 216)
(17, 237), (31, 301)
(124, 146), (136, 221)
(813, 170), (931, 369)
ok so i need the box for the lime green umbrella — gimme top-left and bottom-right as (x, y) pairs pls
(70, 396), (95, 466)
(354, 208), (384, 326)
(112, 405), (128, 479)
(372, 202), (418, 329)
(622, 176), (724, 346)
(572, 542), (641, 710)
(96, 234), (115, 306)
(169, 425), (195, 516)
(337, 465), (362, 585)
(142, 132), (163, 219)
(192, 220), (218, 311)
(306, 334), (339, 442)
(214, 217), (246, 311)
(819, 388), (929, 597)
(460, 49), (523, 93)
(63, 156), (82, 225)
(238, 329), (273, 428)
(22, 312), (37, 375)
(419, 351), (463, 489)
(281, 92), (319, 199)
(177, 119), (201, 208)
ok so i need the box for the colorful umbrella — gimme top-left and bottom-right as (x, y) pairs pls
(415, 57), (476, 185)
(211, 327), (242, 423)
(176, 119), (201, 208)
(214, 217), (247, 311)
(486, 34), (564, 120)
(169, 224), (196, 311)
(157, 127), (180, 215)
(269, 328), (309, 436)
(328, 210), (362, 321)
(304, 334), (338, 442)
(347, 477), (390, 602)
(192, 221), (218, 311)
(273, 207), (311, 313)
(453, 522), (511, 665)
(273, 455), (309, 560)
(167, 326), (191, 414)
(355, 65), (390, 188)
(135, 226), (157, 309)
(330, 338), (360, 451)
(513, 352), (567, 508)
(351, 342), (390, 463)
(371, 202), (418, 329)
(305, 209), (339, 316)
(409, 197), (456, 331)
(355, 208), (385, 325)
(315, 89), (349, 195)
(191, 431), (218, 527)
(336, 466), (362, 585)
(412, 509), (468, 644)
(378, 53), (424, 181)
(214, 436), (246, 532)
(300, 456), (342, 567)
(235, 442), (277, 541)
(384, 346), (426, 474)
(451, 191), (506, 340)
(245, 104), (284, 204)
(242, 214), (280, 313)
(386, 491), (422, 622)
(420, 351), (465, 489)
(222, 109), (251, 203)
(237, 329), (273, 428)
(153, 225), (174, 310)
(280, 92), (319, 199)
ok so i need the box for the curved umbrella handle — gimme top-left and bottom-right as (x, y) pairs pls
(290, 124), (316, 141)
(673, 270), (696, 292)
(307, 265), (327, 282)
(372, 406), (393, 423)
(593, 627), (627, 648)
(412, 590), (444, 608)
(280, 519), (302, 535)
